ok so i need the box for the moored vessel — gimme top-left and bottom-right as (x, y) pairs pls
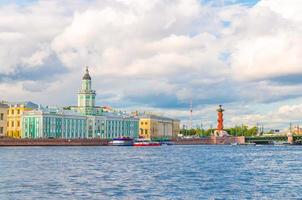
(133, 139), (161, 146)
(109, 137), (134, 146)
(273, 141), (290, 146)
(160, 141), (174, 145)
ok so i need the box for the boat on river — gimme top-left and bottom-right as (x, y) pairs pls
(133, 139), (161, 147)
(273, 141), (290, 146)
(109, 137), (134, 146)
(244, 142), (256, 146)
(160, 141), (174, 146)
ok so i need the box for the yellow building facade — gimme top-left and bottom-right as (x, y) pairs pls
(139, 118), (152, 139)
(0, 103), (8, 137)
(6, 102), (37, 138)
(139, 114), (180, 139)
(293, 126), (302, 135)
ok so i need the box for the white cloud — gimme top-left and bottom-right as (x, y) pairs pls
(21, 46), (51, 68)
(0, 1), (72, 74)
(229, 0), (302, 81)
(228, 102), (302, 131)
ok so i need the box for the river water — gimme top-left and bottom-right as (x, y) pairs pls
(0, 145), (302, 199)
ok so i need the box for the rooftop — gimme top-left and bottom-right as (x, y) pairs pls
(82, 66), (91, 80)
(24, 106), (85, 117)
(138, 114), (179, 121)
(0, 103), (8, 108)
(4, 101), (38, 108)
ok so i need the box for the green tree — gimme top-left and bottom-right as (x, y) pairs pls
(180, 125), (258, 137)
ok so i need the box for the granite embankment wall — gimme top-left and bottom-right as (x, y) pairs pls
(212, 136), (245, 144)
(0, 138), (109, 146)
(173, 137), (213, 145)
(0, 136), (245, 146)
(173, 136), (245, 145)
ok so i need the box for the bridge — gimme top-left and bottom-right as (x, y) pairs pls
(245, 135), (302, 144)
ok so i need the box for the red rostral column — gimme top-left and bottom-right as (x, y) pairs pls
(217, 105), (225, 131)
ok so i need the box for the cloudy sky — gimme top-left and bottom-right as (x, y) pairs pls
(0, 0), (301, 130)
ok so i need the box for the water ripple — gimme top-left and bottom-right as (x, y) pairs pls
(0, 146), (302, 199)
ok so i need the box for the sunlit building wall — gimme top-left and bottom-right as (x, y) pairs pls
(139, 114), (180, 139)
(0, 103), (8, 137)
(6, 102), (38, 138)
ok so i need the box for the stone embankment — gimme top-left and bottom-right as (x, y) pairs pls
(0, 136), (245, 146)
(173, 136), (245, 145)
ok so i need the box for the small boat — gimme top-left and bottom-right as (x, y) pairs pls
(231, 142), (238, 146)
(109, 137), (134, 146)
(244, 142), (256, 146)
(133, 139), (161, 147)
(160, 141), (174, 146)
(273, 141), (290, 146)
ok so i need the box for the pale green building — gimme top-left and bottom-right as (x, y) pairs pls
(21, 66), (139, 139)
(74, 66), (139, 139)
(87, 114), (139, 139)
(22, 108), (87, 139)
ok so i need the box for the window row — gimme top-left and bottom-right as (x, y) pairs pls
(7, 109), (21, 115)
(7, 121), (20, 127)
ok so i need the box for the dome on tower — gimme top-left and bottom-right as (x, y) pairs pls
(82, 66), (91, 80)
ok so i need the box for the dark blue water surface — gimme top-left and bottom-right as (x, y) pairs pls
(1, 145), (302, 199)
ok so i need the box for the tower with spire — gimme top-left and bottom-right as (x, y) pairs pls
(77, 66), (96, 115)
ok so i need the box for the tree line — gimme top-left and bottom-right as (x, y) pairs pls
(180, 125), (260, 137)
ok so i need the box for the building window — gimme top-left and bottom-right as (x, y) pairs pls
(0, 127), (3, 134)
(12, 121), (14, 127)
(0, 113), (3, 120)
(145, 130), (148, 135)
(145, 122), (148, 125)
(141, 122), (144, 125)
(17, 109), (20, 114)
(11, 110), (14, 115)
(17, 121), (20, 127)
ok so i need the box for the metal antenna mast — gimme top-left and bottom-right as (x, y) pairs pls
(189, 99), (193, 129)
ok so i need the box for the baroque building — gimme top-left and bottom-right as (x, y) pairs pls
(76, 67), (139, 139)
(22, 107), (86, 139)
(20, 66), (139, 139)
(87, 114), (139, 139)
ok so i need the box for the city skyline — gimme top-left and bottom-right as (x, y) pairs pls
(0, 0), (301, 129)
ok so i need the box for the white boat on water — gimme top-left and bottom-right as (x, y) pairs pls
(273, 141), (290, 146)
(109, 137), (134, 146)
(133, 139), (161, 147)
